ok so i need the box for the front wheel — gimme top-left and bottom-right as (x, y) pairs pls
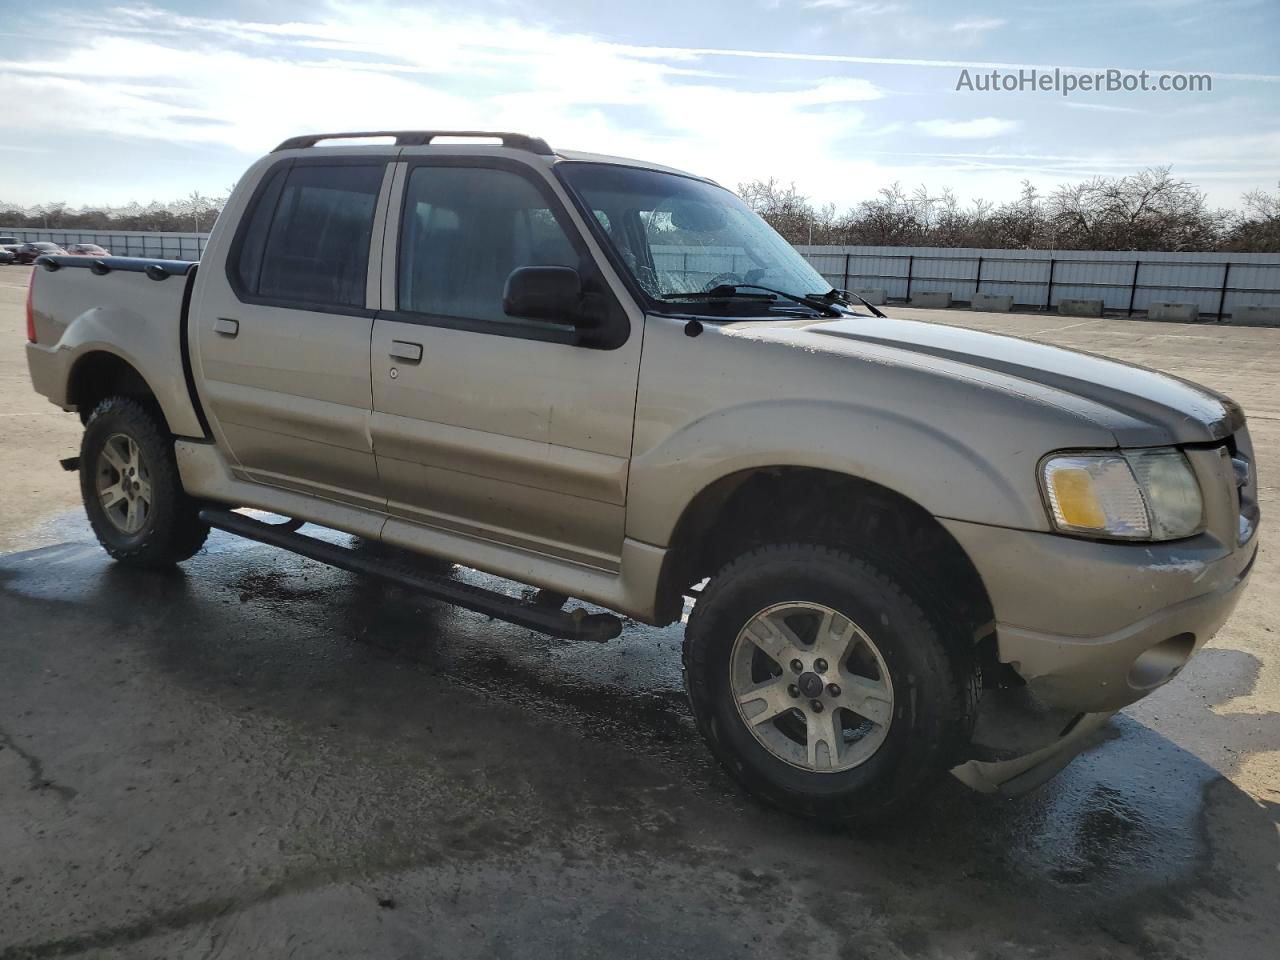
(683, 543), (976, 823)
(80, 396), (209, 567)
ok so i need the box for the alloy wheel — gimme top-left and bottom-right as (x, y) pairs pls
(730, 601), (894, 772)
(96, 432), (153, 535)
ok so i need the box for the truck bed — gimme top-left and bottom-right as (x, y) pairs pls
(25, 255), (208, 439)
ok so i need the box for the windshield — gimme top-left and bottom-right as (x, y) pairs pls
(558, 163), (828, 306)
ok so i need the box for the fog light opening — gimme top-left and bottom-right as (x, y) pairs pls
(1128, 633), (1196, 690)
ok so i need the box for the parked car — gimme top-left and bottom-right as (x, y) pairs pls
(14, 241), (67, 264)
(0, 236), (19, 246)
(22, 130), (1259, 821)
(64, 243), (111, 257)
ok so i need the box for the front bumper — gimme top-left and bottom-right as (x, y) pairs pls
(943, 518), (1256, 715)
(951, 705), (1115, 795)
(947, 514), (1254, 716)
(942, 513), (1256, 794)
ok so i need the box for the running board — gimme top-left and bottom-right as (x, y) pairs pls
(198, 508), (623, 643)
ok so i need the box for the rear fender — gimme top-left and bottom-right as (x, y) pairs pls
(50, 302), (204, 438)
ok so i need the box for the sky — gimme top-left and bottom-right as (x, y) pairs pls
(1, 0), (1277, 211)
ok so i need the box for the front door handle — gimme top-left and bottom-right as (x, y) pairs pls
(214, 318), (239, 337)
(389, 340), (423, 363)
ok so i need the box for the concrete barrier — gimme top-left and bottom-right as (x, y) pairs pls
(1147, 302), (1200, 323)
(909, 291), (952, 309)
(1058, 298), (1104, 317)
(852, 287), (887, 305)
(1232, 305), (1280, 327)
(970, 293), (1013, 312)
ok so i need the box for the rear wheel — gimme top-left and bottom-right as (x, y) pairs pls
(683, 543), (976, 823)
(80, 396), (209, 567)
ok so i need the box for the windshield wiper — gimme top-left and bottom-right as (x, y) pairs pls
(659, 289), (777, 303)
(662, 284), (842, 318)
(813, 288), (887, 319)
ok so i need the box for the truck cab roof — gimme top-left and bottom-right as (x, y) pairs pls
(269, 129), (715, 184)
(552, 148), (715, 184)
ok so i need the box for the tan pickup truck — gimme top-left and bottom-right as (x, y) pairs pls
(24, 130), (1259, 821)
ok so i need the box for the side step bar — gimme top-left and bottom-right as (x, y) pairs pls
(198, 508), (623, 643)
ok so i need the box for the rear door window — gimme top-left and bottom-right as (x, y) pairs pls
(234, 162), (383, 310)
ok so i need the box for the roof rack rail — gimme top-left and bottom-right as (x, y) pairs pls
(272, 130), (554, 155)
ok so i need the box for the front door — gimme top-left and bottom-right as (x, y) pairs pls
(191, 153), (392, 511)
(369, 158), (641, 570)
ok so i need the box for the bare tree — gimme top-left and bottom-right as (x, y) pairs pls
(182, 191), (216, 232)
(1223, 183), (1280, 252)
(734, 168), (1249, 251)
(1, 170), (1274, 251)
(1045, 167), (1226, 251)
(737, 178), (821, 244)
(39, 202), (68, 229)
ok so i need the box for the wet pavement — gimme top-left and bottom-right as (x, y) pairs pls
(2, 265), (1278, 958)
(1, 508), (1277, 959)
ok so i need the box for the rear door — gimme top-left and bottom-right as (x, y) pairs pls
(369, 155), (642, 570)
(190, 152), (393, 511)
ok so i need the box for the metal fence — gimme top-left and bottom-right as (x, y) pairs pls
(0, 227), (207, 260)
(798, 245), (1280, 320)
(5, 227), (1278, 319)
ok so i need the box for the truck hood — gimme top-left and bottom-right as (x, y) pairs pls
(760, 314), (1243, 446)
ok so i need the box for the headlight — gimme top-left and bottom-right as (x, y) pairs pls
(1040, 449), (1203, 541)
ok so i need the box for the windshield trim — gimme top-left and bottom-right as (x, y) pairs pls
(552, 159), (831, 320)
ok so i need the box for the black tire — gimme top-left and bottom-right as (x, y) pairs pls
(683, 543), (976, 823)
(80, 396), (209, 567)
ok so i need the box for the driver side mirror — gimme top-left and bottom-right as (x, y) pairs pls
(503, 266), (583, 322)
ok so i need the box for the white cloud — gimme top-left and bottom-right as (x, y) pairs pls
(2, 8), (885, 156)
(950, 18), (1007, 34)
(618, 40), (1280, 83)
(802, 0), (903, 12)
(1062, 102), (1148, 114)
(914, 117), (1018, 138)
(2, 3), (1276, 209)
(0, 4), (897, 205)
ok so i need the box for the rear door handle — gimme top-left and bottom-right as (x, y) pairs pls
(214, 318), (239, 337)
(389, 340), (423, 363)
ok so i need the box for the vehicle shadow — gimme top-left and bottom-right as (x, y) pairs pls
(2, 535), (1277, 958)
